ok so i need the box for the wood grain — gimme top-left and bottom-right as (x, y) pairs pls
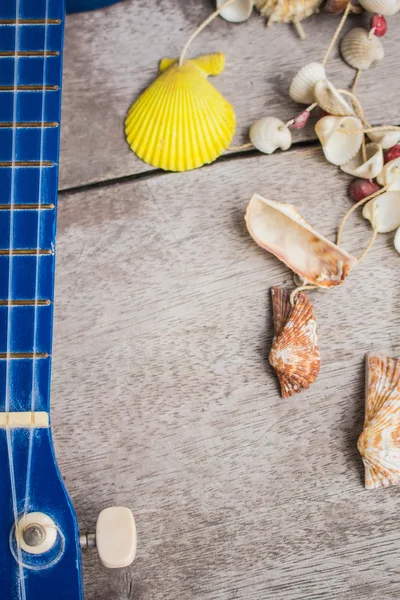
(60, 0), (400, 189)
(52, 149), (400, 599)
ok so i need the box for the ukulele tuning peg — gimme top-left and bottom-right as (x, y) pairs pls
(80, 506), (137, 569)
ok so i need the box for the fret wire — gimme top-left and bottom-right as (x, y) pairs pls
(0, 161), (54, 167)
(0, 122), (58, 128)
(0, 249), (52, 255)
(0, 204), (55, 210)
(0, 19), (61, 25)
(0, 85), (58, 91)
(0, 300), (50, 306)
(0, 51), (59, 57)
(0, 353), (49, 359)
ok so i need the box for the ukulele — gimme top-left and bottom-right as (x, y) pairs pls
(0, 2), (137, 598)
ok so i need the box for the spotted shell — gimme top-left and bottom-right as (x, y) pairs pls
(255, 0), (322, 23)
(358, 354), (400, 489)
(269, 287), (320, 398)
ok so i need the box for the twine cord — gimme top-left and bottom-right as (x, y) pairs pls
(322, 1), (352, 68)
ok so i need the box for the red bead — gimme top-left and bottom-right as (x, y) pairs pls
(289, 110), (310, 129)
(384, 144), (400, 164)
(370, 14), (387, 37)
(349, 179), (380, 203)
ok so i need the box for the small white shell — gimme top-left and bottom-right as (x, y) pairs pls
(315, 115), (363, 166)
(217, 0), (254, 22)
(363, 191), (400, 233)
(249, 117), (292, 154)
(341, 143), (384, 179)
(289, 62), (326, 105)
(340, 28), (384, 70)
(377, 157), (400, 190)
(359, 0), (400, 15)
(367, 130), (400, 149)
(394, 227), (400, 254)
(314, 80), (353, 117)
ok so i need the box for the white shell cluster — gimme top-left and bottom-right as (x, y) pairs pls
(217, 0), (254, 22)
(340, 28), (384, 71)
(359, 0), (400, 15)
(249, 117), (292, 154)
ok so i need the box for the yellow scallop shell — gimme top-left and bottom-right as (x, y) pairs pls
(125, 53), (236, 172)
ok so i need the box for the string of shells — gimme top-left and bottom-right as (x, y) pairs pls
(243, 7), (400, 254)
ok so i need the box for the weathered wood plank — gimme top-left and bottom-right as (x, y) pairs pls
(52, 149), (400, 599)
(60, 0), (400, 189)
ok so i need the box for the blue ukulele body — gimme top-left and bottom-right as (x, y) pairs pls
(0, 1), (83, 598)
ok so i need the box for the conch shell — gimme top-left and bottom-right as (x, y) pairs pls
(314, 80), (353, 117)
(377, 157), (400, 190)
(217, 0), (254, 22)
(255, 0), (322, 24)
(125, 54), (235, 172)
(249, 117), (292, 154)
(358, 354), (400, 489)
(269, 287), (320, 398)
(340, 27), (384, 71)
(341, 143), (383, 179)
(315, 115), (363, 166)
(358, 0), (400, 15)
(362, 191), (400, 233)
(289, 62), (326, 104)
(245, 194), (358, 287)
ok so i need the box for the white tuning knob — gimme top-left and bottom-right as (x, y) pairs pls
(95, 507), (137, 569)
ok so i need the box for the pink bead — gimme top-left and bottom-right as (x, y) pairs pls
(384, 144), (400, 164)
(289, 110), (310, 129)
(349, 179), (380, 203)
(370, 14), (387, 37)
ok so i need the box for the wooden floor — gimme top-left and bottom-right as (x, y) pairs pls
(54, 2), (400, 599)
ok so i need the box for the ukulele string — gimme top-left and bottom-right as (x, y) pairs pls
(5, 0), (27, 597)
(23, 0), (50, 518)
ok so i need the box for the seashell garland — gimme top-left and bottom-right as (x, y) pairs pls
(341, 143), (384, 179)
(358, 0), (400, 15)
(255, 0), (322, 24)
(367, 130), (400, 150)
(125, 54), (235, 172)
(358, 354), (400, 489)
(340, 27), (384, 71)
(217, 0), (254, 22)
(377, 157), (400, 189)
(289, 62), (326, 105)
(269, 287), (320, 398)
(249, 117), (292, 154)
(363, 191), (400, 233)
(315, 116), (363, 167)
(314, 79), (353, 117)
(245, 194), (358, 287)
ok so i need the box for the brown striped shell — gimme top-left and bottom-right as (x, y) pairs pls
(269, 287), (320, 398)
(358, 354), (400, 489)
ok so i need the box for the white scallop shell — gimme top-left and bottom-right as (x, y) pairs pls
(362, 191), (400, 233)
(359, 0), (400, 15)
(367, 130), (400, 149)
(315, 115), (363, 166)
(289, 62), (326, 105)
(377, 157), (400, 190)
(249, 117), (292, 154)
(341, 143), (383, 179)
(394, 227), (400, 254)
(217, 0), (254, 22)
(314, 80), (353, 117)
(340, 27), (384, 70)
